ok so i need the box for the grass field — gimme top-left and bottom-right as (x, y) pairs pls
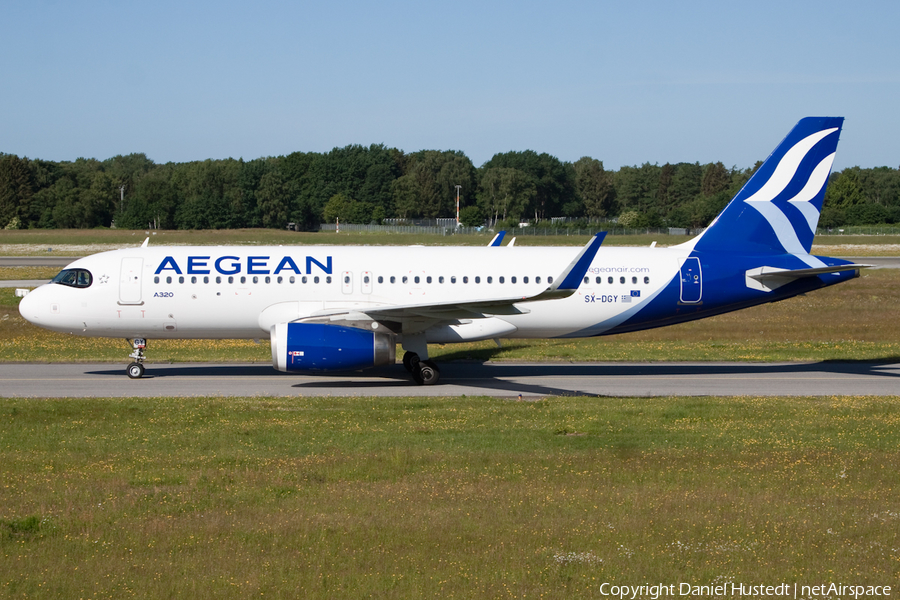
(1, 395), (897, 598)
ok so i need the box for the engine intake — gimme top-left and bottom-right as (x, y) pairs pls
(271, 322), (395, 372)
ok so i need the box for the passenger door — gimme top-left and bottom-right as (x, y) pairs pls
(119, 258), (143, 305)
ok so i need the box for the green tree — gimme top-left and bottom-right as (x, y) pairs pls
(118, 164), (179, 229)
(825, 169), (864, 211)
(459, 205), (484, 227)
(701, 161), (732, 197)
(614, 163), (660, 215)
(256, 168), (294, 228)
(477, 167), (536, 226)
(481, 151), (575, 221)
(573, 157), (616, 219)
(669, 163), (702, 208)
(391, 161), (440, 219)
(0, 154), (35, 228)
(390, 150), (477, 220)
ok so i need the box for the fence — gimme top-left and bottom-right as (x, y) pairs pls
(320, 222), (900, 237)
(318, 223), (698, 237)
(816, 226), (900, 235)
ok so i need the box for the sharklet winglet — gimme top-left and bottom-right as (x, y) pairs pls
(488, 231), (506, 247)
(528, 232), (606, 301)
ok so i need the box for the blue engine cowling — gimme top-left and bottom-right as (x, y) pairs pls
(270, 322), (395, 372)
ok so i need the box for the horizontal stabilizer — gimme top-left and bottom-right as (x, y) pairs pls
(746, 263), (871, 292)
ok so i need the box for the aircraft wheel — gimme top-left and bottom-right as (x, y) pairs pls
(126, 362), (145, 379)
(402, 351), (419, 373)
(416, 360), (441, 385)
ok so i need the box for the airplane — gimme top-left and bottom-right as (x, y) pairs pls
(18, 117), (869, 385)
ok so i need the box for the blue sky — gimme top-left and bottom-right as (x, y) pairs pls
(2, 0), (898, 171)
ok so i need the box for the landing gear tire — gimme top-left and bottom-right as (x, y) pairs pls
(126, 338), (147, 379)
(126, 362), (145, 379)
(402, 351), (419, 373)
(414, 360), (441, 386)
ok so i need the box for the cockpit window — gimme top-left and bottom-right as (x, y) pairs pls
(51, 269), (93, 288)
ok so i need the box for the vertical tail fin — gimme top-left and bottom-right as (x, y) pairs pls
(692, 117), (843, 256)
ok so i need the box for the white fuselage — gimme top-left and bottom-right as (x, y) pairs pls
(18, 244), (688, 342)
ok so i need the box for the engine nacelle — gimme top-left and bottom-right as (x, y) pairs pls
(270, 322), (395, 372)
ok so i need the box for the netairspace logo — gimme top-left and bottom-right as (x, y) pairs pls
(597, 582), (892, 599)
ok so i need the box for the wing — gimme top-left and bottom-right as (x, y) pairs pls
(301, 232), (606, 328)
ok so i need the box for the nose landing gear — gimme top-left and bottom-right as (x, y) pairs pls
(126, 338), (147, 379)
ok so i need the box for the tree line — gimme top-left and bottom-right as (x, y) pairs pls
(1, 146), (898, 231)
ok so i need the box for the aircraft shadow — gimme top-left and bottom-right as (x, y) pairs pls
(292, 359), (900, 397)
(86, 360), (900, 398)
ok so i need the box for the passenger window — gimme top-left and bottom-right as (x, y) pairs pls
(499, 276), (504, 284)
(154, 276), (160, 284)
(216, 276), (222, 284)
(203, 276), (209, 284)
(228, 276), (234, 284)
(583, 276), (589, 284)
(426, 276), (432, 284)
(475, 276), (481, 284)
(166, 276), (172, 284)
(314, 276), (320, 284)
(414, 276), (420, 284)
(178, 276), (184, 284)
(326, 276), (331, 284)
(344, 275), (350, 284)
(463, 276), (468, 283)
(523, 276), (529, 284)
(265, 276), (271, 284)
(632, 276), (638, 284)
(439, 276), (444, 284)
(486, 276), (492, 284)
(451, 276), (456, 284)
(377, 276), (383, 284)
(548, 276), (553, 284)
(403, 276), (408, 284)
(644, 276), (650, 284)
(511, 276), (516, 284)
(536, 277), (541, 284)
(620, 276), (625, 284)
(596, 276), (602, 284)
(240, 276), (246, 284)
(302, 276), (308, 284)
(608, 276), (613, 284)
(252, 276), (258, 284)
(390, 276), (396, 284)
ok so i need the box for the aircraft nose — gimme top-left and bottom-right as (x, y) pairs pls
(18, 286), (46, 325)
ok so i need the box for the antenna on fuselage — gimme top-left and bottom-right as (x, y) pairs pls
(141, 237), (149, 248)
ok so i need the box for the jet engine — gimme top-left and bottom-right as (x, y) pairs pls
(270, 322), (395, 372)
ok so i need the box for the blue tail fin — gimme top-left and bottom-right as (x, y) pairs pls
(693, 117), (843, 256)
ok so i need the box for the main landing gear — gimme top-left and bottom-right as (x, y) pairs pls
(126, 338), (147, 379)
(402, 351), (440, 385)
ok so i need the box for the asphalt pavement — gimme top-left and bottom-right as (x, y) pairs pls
(1, 361), (897, 398)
